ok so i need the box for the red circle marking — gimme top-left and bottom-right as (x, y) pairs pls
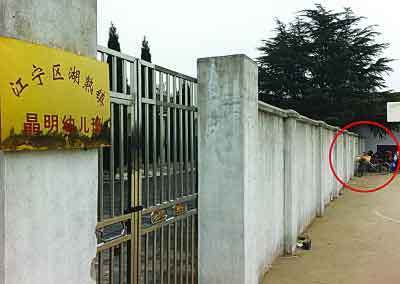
(328, 121), (400, 193)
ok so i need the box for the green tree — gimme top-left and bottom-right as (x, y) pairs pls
(106, 23), (124, 175)
(140, 35), (154, 162)
(107, 22), (123, 93)
(258, 4), (396, 133)
(141, 36), (152, 62)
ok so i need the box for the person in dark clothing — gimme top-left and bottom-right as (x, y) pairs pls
(356, 151), (373, 176)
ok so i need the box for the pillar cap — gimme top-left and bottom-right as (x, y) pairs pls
(197, 54), (256, 66)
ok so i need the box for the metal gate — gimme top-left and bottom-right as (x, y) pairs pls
(95, 46), (198, 284)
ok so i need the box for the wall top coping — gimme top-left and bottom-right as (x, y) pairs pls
(258, 101), (360, 137)
(197, 54), (257, 66)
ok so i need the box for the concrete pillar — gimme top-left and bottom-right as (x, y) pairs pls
(332, 128), (339, 199)
(353, 136), (358, 175)
(350, 136), (354, 176)
(198, 55), (259, 284)
(283, 111), (299, 255)
(316, 124), (324, 217)
(0, 1), (98, 284)
(341, 133), (348, 195)
(345, 132), (351, 182)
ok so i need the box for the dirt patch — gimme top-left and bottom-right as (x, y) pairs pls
(263, 174), (400, 284)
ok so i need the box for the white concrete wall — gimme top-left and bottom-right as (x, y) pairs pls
(198, 54), (362, 284)
(294, 122), (318, 234)
(198, 54), (259, 284)
(322, 129), (336, 204)
(0, 151), (98, 284)
(0, 1), (98, 284)
(257, 111), (285, 269)
(256, 103), (361, 268)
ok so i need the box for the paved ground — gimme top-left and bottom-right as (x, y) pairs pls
(263, 174), (400, 284)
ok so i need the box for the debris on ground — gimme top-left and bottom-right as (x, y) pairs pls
(297, 234), (312, 250)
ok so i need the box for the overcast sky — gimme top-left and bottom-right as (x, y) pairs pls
(98, 0), (399, 90)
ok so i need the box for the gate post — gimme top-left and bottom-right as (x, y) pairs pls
(198, 55), (259, 284)
(0, 1), (98, 284)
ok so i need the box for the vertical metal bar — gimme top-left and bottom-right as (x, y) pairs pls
(191, 215), (194, 284)
(179, 79), (184, 198)
(153, 231), (157, 284)
(193, 82), (197, 284)
(120, 243), (124, 284)
(186, 217), (189, 284)
(120, 104), (125, 215)
(127, 86), (132, 284)
(145, 67), (150, 207)
(112, 56), (117, 92)
(111, 104), (115, 217)
(190, 82), (195, 196)
(130, 61), (136, 284)
(152, 69), (158, 205)
(122, 60), (127, 94)
(110, 247), (115, 284)
(161, 226), (164, 284)
(167, 224), (171, 284)
(194, 84), (198, 196)
(159, 72), (165, 204)
(98, 52), (105, 284)
(180, 220), (183, 284)
(99, 253), (103, 284)
(184, 82), (189, 197)
(132, 59), (140, 284)
(174, 222), (177, 284)
(173, 77), (177, 200)
(166, 75), (171, 202)
(98, 149), (104, 221)
(145, 233), (149, 284)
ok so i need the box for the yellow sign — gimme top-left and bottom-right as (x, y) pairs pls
(0, 36), (110, 151)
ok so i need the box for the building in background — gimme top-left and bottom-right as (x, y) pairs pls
(357, 125), (399, 153)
